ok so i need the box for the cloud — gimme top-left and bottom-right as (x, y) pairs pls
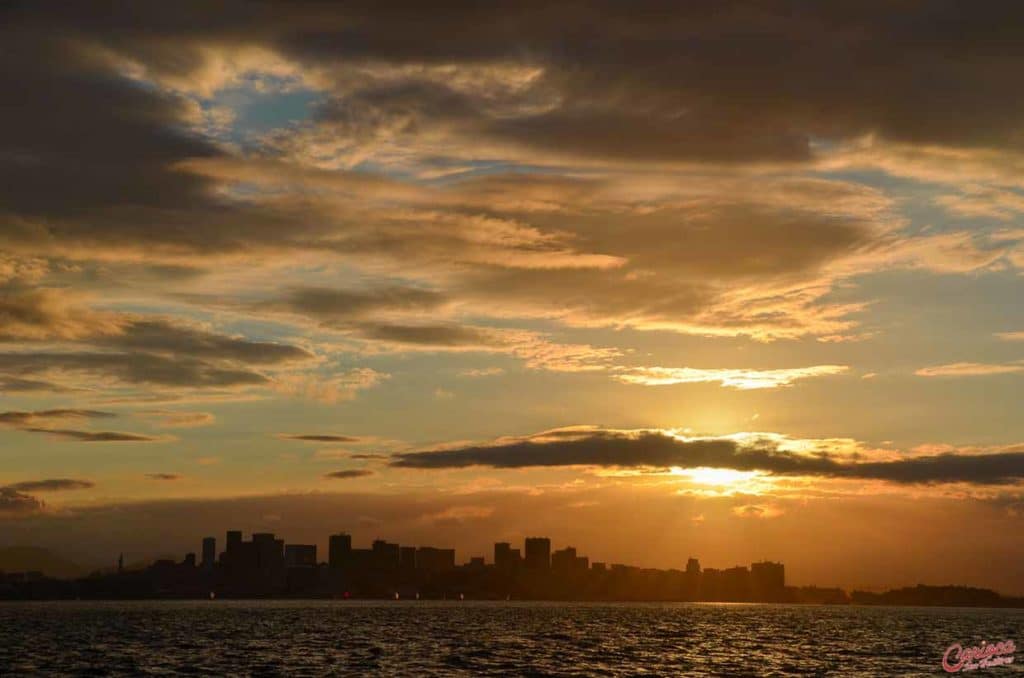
(272, 368), (387, 404)
(612, 365), (849, 390)
(915, 362), (1024, 377)
(280, 434), (362, 443)
(21, 428), (165, 443)
(135, 410), (215, 429)
(145, 473), (181, 481)
(0, 314), (317, 394)
(0, 351), (271, 389)
(3, 478), (94, 492)
(104, 320), (311, 365)
(324, 469), (375, 480)
(0, 376), (71, 392)
(0, 488), (43, 515)
(732, 504), (785, 519)
(332, 321), (620, 373)
(390, 426), (1024, 485)
(996, 332), (1024, 342)
(458, 367), (505, 378)
(0, 477), (93, 516)
(0, 1), (1017, 354)
(264, 285), (447, 324)
(0, 409), (116, 427)
(0, 288), (124, 341)
(936, 187), (1024, 221)
(0, 410), (161, 443)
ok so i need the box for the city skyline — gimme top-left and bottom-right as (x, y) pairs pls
(2, 2), (1024, 598)
(5, 526), (1021, 609)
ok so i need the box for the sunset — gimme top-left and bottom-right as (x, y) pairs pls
(1, 1), (1023, 674)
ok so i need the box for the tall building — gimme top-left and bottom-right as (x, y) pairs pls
(686, 557), (701, 576)
(284, 544), (317, 568)
(253, 533), (285, 574)
(225, 530), (242, 565)
(750, 561), (785, 600)
(400, 546), (416, 571)
(524, 537), (551, 570)
(372, 540), (401, 570)
(721, 566), (751, 601)
(415, 547), (455, 574)
(551, 546), (577, 573)
(494, 542), (519, 572)
(328, 533), (352, 569)
(201, 537), (216, 569)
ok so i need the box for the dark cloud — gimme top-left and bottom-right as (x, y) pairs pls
(391, 428), (1024, 485)
(0, 478), (93, 516)
(0, 351), (270, 389)
(0, 411), (159, 443)
(2, 1), (1018, 241)
(356, 323), (503, 347)
(21, 428), (164, 443)
(281, 434), (361, 443)
(145, 473), (181, 481)
(324, 469), (375, 479)
(277, 2), (1024, 159)
(0, 3), (942, 344)
(104, 320), (311, 365)
(0, 319), (311, 390)
(0, 409), (116, 426)
(0, 376), (69, 392)
(0, 488), (43, 515)
(268, 286), (446, 323)
(4, 479), (94, 492)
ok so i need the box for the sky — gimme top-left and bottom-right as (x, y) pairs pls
(2, 1), (1024, 593)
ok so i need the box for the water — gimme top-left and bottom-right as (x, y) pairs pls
(0, 601), (1021, 676)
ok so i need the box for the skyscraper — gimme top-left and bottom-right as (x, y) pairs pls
(524, 537), (551, 570)
(494, 542), (517, 572)
(400, 546), (416, 571)
(551, 546), (577, 573)
(415, 547), (455, 574)
(372, 540), (401, 570)
(284, 544), (317, 568)
(202, 537), (216, 569)
(750, 561), (785, 600)
(328, 533), (352, 569)
(225, 530), (242, 565)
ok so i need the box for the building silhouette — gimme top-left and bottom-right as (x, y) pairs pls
(0, 528), (812, 604)
(524, 537), (551, 570)
(201, 537), (216, 570)
(328, 533), (351, 569)
(415, 547), (455, 574)
(284, 544), (316, 568)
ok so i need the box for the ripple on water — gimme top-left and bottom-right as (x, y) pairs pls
(0, 601), (1021, 676)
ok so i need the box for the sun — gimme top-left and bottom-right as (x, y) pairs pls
(671, 467), (761, 486)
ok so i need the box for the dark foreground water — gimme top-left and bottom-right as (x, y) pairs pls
(0, 601), (1021, 676)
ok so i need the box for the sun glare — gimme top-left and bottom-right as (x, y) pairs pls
(672, 467), (761, 486)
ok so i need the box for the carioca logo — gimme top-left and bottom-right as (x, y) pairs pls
(942, 639), (1016, 673)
